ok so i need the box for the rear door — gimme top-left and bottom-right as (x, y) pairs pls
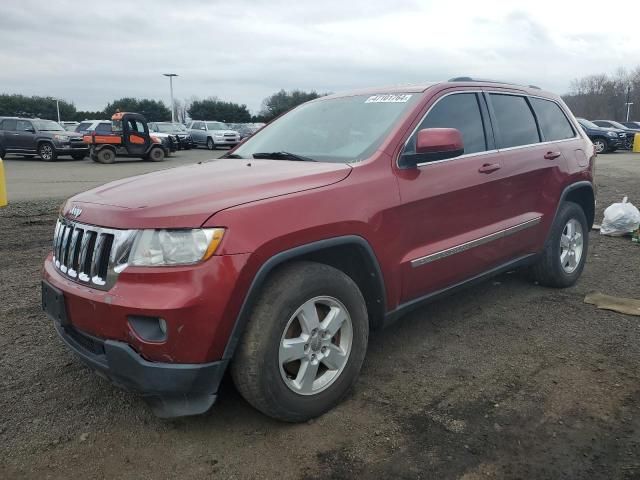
(395, 91), (518, 302)
(485, 92), (575, 259)
(1, 119), (18, 150)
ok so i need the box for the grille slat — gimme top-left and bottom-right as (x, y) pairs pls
(52, 218), (134, 291)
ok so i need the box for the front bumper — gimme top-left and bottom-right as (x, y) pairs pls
(51, 317), (226, 417)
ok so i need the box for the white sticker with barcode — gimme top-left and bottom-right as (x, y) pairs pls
(365, 94), (412, 103)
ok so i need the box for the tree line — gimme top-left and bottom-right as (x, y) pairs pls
(0, 89), (326, 124)
(562, 66), (640, 121)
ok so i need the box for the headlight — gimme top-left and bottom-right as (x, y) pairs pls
(129, 228), (225, 266)
(607, 131), (617, 137)
(54, 134), (69, 142)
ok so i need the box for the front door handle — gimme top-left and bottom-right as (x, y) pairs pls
(478, 163), (501, 173)
(544, 151), (561, 160)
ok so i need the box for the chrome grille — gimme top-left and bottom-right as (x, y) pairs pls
(52, 218), (136, 290)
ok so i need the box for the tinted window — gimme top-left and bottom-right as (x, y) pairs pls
(95, 122), (112, 133)
(126, 120), (145, 133)
(75, 122), (92, 132)
(1, 119), (17, 131)
(403, 93), (487, 155)
(593, 121), (611, 128)
(16, 120), (33, 132)
(530, 98), (574, 141)
(191, 121), (203, 130)
(490, 94), (540, 148)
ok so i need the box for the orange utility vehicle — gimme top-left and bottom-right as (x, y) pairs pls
(83, 112), (168, 164)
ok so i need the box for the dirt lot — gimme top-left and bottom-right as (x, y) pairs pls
(1, 153), (639, 479)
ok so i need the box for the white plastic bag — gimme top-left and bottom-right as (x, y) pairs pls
(600, 196), (640, 236)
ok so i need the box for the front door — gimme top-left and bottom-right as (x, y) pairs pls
(15, 120), (37, 152)
(123, 116), (150, 156)
(394, 91), (516, 303)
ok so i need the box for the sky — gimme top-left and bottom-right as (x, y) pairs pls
(1, 0), (639, 114)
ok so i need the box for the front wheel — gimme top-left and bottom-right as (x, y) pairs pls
(592, 138), (607, 154)
(38, 143), (57, 161)
(529, 201), (589, 288)
(207, 138), (215, 150)
(231, 262), (369, 422)
(148, 147), (165, 162)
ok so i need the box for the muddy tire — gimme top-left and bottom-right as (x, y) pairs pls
(94, 148), (115, 164)
(530, 201), (589, 288)
(38, 143), (57, 161)
(148, 147), (165, 162)
(231, 261), (369, 422)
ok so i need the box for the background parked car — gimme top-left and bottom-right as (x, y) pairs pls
(188, 121), (240, 149)
(591, 120), (639, 149)
(620, 121), (640, 130)
(228, 123), (264, 141)
(0, 117), (88, 161)
(576, 118), (623, 153)
(77, 119), (177, 153)
(148, 122), (193, 149)
(60, 121), (79, 131)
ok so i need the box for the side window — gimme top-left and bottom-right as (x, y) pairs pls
(1, 119), (17, 131)
(134, 120), (146, 133)
(403, 93), (487, 156)
(95, 122), (112, 133)
(530, 98), (575, 141)
(76, 122), (91, 132)
(16, 120), (33, 132)
(191, 121), (203, 130)
(489, 94), (540, 148)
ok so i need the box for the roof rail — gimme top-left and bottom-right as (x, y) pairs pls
(448, 77), (541, 89)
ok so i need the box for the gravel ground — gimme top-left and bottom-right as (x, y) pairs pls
(1, 153), (639, 479)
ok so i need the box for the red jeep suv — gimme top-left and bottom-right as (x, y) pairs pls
(42, 78), (595, 421)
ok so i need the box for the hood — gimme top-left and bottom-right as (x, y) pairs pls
(63, 159), (351, 229)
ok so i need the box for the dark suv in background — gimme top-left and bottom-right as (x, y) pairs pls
(576, 118), (623, 153)
(0, 117), (88, 160)
(148, 122), (194, 149)
(592, 120), (639, 149)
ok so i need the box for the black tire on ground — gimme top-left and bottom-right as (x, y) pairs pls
(207, 138), (215, 150)
(148, 147), (165, 162)
(95, 148), (116, 164)
(231, 261), (369, 422)
(0, 145), (5, 158)
(529, 201), (589, 288)
(592, 137), (607, 154)
(38, 142), (57, 161)
(71, 153), (86, 160)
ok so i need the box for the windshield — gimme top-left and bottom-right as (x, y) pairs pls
(578, 119), (599, 129)
(233, 94), (418, 163)
(156, 123), (187, 133)
(607, 120), (627, 129)
(34, 120), (65, 131)
(206, 122), (229, 131)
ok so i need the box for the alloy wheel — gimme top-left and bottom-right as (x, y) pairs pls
(560, 218), (584, 273)
(279, 296), (353, 395)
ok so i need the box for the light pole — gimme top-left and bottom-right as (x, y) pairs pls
(625, 102), (634, 122)
(56, 99), (61, 123)
(163, 73), (178, 122)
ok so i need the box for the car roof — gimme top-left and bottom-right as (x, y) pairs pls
(320, 78), (559, 102)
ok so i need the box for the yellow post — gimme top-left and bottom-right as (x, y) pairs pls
(634, 133), (640, 153)
(0, 158), (7, 207)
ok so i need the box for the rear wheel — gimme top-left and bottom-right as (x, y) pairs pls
(592, 137), (607, 154)
(231, 262), (369, 422)
(38, 143), (57, 161)
(207, 138), (215, 150)
(530, 201), (589, 288)
(94, 148), (115, 164)
(148, 147), (165, 162)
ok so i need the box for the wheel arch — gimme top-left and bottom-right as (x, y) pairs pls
(562, 182), (595, 229)
(222, 235), (386, 361)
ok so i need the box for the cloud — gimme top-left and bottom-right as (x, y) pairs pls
(0, 0), (638, 114)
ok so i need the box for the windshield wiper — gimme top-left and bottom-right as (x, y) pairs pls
(253, 151), (316, 162)
(222, 153), (245, 159)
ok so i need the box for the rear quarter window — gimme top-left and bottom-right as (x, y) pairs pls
(1, 119), (17, 131)
(530, 98), (575, 141)
(490, 94), (540, 148)
(95, 123), (112, 133)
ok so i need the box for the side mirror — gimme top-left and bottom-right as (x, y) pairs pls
(399, 128), (464, 168)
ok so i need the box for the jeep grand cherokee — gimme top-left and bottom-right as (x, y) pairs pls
(42, 78), (595, 421)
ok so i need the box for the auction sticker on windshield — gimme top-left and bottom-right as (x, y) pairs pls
(365, 94), (412, 103)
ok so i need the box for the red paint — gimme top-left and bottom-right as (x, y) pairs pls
(47, 81), (595, 364)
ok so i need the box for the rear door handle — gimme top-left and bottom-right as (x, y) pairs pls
(544, 151), (561, 160)
(478, 163), (501, 173)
